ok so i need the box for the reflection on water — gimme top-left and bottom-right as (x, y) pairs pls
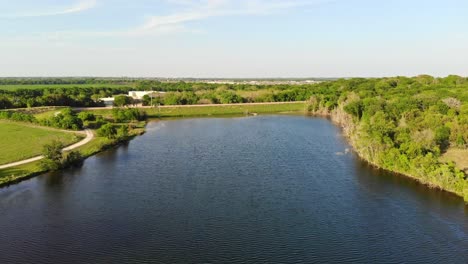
(0, 116), (466, 264)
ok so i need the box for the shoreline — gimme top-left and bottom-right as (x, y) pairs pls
(1, 107), (466, 203)
(0, 129), (144, 188)
(325, 108), (468, 203)
(0, 103), (304, 187)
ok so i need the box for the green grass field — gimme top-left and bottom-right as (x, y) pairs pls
(0, 161), (43, 185)
(33, 109), (64, 120)
(0, 83), (132, 91)
(0, 132), (116, 185)
(0, 121), (82, 165)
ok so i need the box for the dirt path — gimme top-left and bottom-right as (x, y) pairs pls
(0, 129), (94, 170)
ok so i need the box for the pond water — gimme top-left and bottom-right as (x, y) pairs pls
(0, 116), (467, 263)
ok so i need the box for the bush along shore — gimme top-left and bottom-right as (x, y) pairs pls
(307, 100), (467, 202)
(0, 108), (146, 187)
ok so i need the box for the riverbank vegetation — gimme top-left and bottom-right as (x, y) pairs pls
(0, 107), (146, 186)
(40, 140), (83, 171)
(305, 75), (468, 200)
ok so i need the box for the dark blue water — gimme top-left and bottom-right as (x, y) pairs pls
(0, 116), (467, 263)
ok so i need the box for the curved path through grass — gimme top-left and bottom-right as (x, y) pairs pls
(0, 129), (93, 170)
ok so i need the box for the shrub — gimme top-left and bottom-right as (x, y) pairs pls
(64, 151), (84, 168)
(97, 123), (117, 139)
(40, 140), (64, 171)
(78, 111), (96, 122)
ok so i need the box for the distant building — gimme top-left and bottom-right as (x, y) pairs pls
(100, 91), (166, 107)
(99, 97), (115, 107)
(128, 91), (166, 99)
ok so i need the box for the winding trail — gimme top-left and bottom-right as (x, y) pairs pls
(0, 129), (94, 170)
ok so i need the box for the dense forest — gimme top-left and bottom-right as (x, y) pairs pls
(308, 75), (468, 200)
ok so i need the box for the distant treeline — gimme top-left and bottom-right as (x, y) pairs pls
(1, 76), (468, 109)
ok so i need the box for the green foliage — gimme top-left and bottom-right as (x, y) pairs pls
(435, 126), (451, 150)
(113, 95), (133, 107)
(40, 140), (64, 171)
(2, 76), (467, 200)
(0, 111), (37, 122)
(63, 151), (84, 168)
(218, 90), (243, 104)
(116, 125), (129, 139)
(97, 123), (117, 139)
(96, 123), (130, 141)
(39, 141), (84, 171)
(77, 111), (96, 122)
(40, 107), (83, 130)
(344, 100), (363, 119)
(142, 94), (151, 106)
(112, 108), (145, 122)
(320, 76), (468, 200)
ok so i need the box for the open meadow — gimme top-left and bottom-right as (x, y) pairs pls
(0, 121), (82, 165)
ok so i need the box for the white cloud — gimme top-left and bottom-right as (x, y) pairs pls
(0, 0), (97, 18)
(0, 0), (329, 40)
(141, 0), (329, 32)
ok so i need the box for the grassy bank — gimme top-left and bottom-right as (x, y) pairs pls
(0, 130), (143, 187)
(150, 102), (307, 118)
(0, 118), (145, 187)
(83, 102), (307, 118)
(0, 121), (82, 165)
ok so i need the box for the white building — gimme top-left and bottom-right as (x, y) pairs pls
(99, 97), (115, 107)
(127, 91), (151, 99)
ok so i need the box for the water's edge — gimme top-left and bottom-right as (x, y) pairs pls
(1, 112), (466, 204)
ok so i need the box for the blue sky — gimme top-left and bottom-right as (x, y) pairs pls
(0, 0), (467, 77)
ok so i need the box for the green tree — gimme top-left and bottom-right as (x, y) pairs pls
(77, 111), (96, 122)
(114, 95), (132, 107)
(97, 123), (117, 139)
(40, 140), (64, 171)
(116, 125), (129, 140)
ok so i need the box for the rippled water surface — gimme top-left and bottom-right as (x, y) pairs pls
(0, 116), (467, 263)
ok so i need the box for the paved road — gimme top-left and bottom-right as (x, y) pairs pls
(0, 129), (94, 170)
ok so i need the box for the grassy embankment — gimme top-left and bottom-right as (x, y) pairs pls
(0, 121), (82, 165)
(0, 107), (144, 185)
(0, 136), (114, 185)
(84, 102), (307, 118)
(0, 128), (143, 186)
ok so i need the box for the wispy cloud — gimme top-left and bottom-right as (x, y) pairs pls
(1, 0), (330, 40)
(138, 0), (327, 33)
(0, 0), (97, 18)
